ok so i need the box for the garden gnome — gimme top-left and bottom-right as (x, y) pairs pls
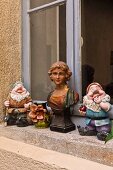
(4, 81), (32, 127)
(47, 61), (79, 133)
(78, 82), (111, 141)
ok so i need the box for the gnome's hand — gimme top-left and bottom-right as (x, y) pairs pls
(24, 102), (32, 109)
(93, 96), (101, 104)
(79, 105), (86, 116)
(4, 100), (10, 107)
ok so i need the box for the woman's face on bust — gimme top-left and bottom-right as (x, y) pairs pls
(51, 68), (66, 85)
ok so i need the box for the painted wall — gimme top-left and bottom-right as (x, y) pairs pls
(0, 0), (22, 121)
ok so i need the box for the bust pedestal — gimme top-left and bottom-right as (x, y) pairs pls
(50, 108), (76, 133)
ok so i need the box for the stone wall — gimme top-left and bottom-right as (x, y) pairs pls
(0, 0), (21, 121)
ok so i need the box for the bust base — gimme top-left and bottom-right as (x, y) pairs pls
(50, 123), (76, 133)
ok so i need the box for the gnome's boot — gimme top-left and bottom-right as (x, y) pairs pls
(77, 125), (97, 136)
(16, 113), (29, 127)
(4, 114), (17, 126)
(97, 131), (109, 141)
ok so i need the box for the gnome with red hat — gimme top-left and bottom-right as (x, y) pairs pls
(78, 82), (111, 141)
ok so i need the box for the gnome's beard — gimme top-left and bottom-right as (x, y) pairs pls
(11, 91), (30, 102)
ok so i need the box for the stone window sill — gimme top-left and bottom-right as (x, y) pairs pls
(0, 119), (113, 167)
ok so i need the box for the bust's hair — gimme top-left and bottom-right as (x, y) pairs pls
(48, 61), (72, 81)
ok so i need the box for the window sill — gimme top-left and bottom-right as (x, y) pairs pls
(0, 119), (113, 167)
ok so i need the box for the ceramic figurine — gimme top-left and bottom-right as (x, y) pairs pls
(4, 81), (32, 127)
(47, 61), (79, 133)
(78, 82), (111, 141)
(28, 102), (50, 128)
(105, 105), (113, 143)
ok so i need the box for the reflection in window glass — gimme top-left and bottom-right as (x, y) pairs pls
(30, 5), (66, 100)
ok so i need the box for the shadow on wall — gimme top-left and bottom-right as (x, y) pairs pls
(104, 82), (113, 104)
(82, 64), (95, 96)
(82, 64), (113, 104)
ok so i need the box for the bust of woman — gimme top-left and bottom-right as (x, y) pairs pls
(47, 61), (79, 133)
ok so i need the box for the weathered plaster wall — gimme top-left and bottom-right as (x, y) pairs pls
(0, 0), (21, 121)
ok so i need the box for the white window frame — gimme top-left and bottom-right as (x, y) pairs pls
(22, 0), (82, 103)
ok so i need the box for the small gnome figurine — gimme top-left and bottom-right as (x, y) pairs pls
(4, 81), (32, 127)
(78, 82), (111, 141)
(29, 103), (50, 128)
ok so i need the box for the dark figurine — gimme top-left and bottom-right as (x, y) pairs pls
(4, 81), (32, 127)
(78, 82), (111, 141)
(28, 102), (50, 128)
(47, 61), (79, 133)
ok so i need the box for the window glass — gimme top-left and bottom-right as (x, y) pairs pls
(81, 0), (113, 103)
(30, 4), (66, 100)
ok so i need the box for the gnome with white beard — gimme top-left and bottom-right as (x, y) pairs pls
(4, 81), (32, 127)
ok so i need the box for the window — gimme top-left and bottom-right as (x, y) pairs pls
(22, 0), (81, 112)
(30, 1), (66, 100)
